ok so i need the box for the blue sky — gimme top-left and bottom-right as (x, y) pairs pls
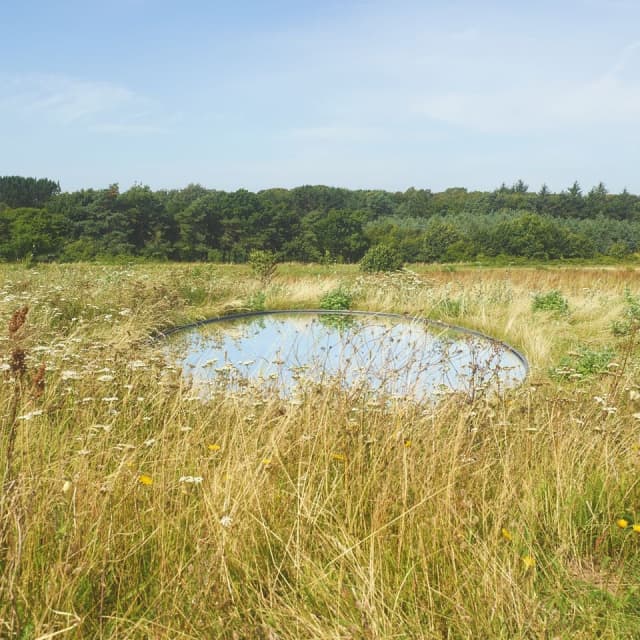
(2, 0), (640, 193)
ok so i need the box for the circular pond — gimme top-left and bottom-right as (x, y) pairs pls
(167, 311), (527, 402)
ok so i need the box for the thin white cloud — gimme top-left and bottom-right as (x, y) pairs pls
(0, 73), (170, 134)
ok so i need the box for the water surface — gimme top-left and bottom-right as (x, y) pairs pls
(169, 311), (527, 402)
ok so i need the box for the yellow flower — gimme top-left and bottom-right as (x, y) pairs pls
(404, 439), (412, 448)
(208, 443), (221, 452)
(633, 524), (640, 533)
(522, 555), (536, 569)
(332, 453), (347, 462)
(501, 527), (513, 542)
(138, 474), (153, 486)
(616, 518), (630, 529)
(261, 458), (272, 466)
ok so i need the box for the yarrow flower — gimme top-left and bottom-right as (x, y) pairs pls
(179, 476), (203, 484)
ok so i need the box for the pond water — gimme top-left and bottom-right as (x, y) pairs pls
(168, 311), (527, 402)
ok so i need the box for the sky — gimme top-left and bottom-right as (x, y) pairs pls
(2, 0), (640, 194)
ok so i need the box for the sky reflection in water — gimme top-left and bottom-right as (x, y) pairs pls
(169, 312), (527, 402)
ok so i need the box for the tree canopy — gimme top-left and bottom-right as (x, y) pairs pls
(1, 177), (639, 263)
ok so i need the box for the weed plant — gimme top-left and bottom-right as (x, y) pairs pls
(0, 263), (640, 638)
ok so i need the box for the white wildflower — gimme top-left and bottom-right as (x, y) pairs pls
(61, 370), (80, 380)
(97, 374), (114, 382)
(18, 410), (44, 421)
(219, 515), (233, 528)
(179, 476), (203, 484)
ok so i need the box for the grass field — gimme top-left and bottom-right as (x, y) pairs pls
(2, 262), (640, 639)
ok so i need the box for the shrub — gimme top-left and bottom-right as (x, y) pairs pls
(532, 290), (568, 313)
(611, 288), (640, 337)
(553, 346), (616, 379)
(248, 250), (278, 284)
(359, 244), (403, 273)
(319, 286), (353, 310)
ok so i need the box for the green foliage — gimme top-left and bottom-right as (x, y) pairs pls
(435, 296), (463, 318)
(0, 176), (60, 208)
(532, 290), (569, 313)
(2, 176), (640, 264)
(319, 285), (353, 310)
(360, 244), (404, 273)
(246, 290), (266, 311)
(248, 249), (278, 284)
(553, 346), (616, 378)
(611, 288), (640, 336)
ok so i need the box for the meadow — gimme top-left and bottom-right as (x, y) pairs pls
(1, 262), (640, 639)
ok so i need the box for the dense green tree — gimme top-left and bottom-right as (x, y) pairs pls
(0, 176), (60, 208)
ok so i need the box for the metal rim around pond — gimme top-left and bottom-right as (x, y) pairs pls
(160, 309), (529, 381)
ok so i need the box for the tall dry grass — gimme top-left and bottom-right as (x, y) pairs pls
(1, 263), (640, 638)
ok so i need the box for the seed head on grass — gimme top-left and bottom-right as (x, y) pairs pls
(8, 306), (29, 336)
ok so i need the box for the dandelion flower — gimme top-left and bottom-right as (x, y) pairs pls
(522, 555), (536, 569)
(633, 524), (640, 533)
(208, 443), (221, 452)
(332, 453), (346, 462)
(138, 474), (153, 486)
(616, 518), (630, 529)
(404, 439), (412, 448)
(501, 528), (513, 542)
(262, 458), (272, 466)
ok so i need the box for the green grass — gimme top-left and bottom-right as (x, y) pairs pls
(1, 263), (640, 638)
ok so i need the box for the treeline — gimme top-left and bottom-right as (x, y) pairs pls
(1, 176), (639, 263)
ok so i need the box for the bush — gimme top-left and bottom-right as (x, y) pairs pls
(359, 244), (403, 273)
(248, 250), (278, 284)
(553, 346), (616, 379)
(611, 288), (640, 337)
(319, 285), (353, 310)
(532, 290), (568, 313)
